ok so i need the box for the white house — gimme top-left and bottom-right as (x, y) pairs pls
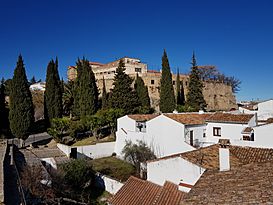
(30, 82), (46, 91)
(257, 99), (273, 120)
(203, 113), (257, 146)
(114, 113), (212, 158)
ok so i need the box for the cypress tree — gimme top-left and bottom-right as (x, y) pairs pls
(74, 58), (99, 117)
(109, 59), (140, 114)
(101, 76), (108, 109)
(44, 59), (63, 125)
(9, 55), (34, 140)
(176, 68), (185, 106)
(159, 49), (176, 113)
(134, 74), (150, 108)
(186, 53), (207, 111)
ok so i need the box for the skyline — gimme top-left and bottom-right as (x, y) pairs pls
(1, 0), (273, 102)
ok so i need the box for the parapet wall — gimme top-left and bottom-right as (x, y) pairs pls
(0, 140), (7, 203)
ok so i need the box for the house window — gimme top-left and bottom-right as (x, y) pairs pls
(243, 135), (250, 141)
(151, 80), (155, 85)
(173, 81), (175, 85)
(136, 121), (146, 132)
(213, 127), (221, 136)
(135, 67), (142, 73)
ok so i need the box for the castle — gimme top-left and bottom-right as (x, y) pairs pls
(68, 57), (237, 111)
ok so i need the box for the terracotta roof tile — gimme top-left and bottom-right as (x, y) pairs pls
(110, 176), (184, 205)
(241, 127), (253, 133)
(206, 113), (254, 124)
(127, 114), (159, 121)
(182, 162), (273, 204)
(149, 144), (273, 170)
(164, 113), (212, 125)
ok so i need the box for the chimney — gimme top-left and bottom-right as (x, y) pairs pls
(219, 139), (230, 171)
(199, 110), (204, 114)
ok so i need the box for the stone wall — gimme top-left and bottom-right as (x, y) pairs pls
(97, 73), (237, 111)
(0, 140), (7, 203)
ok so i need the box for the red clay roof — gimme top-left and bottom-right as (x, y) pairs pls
(110, 176), (184, 205)
(205, 113), (254, 124)
(89, 61), (104, 66)
(127, 114), (159, 121)
(148, 144), (273, 170)
(164, 113), (212, 125)
(242, 127), (253, 133)
(182, 161), (273, 204)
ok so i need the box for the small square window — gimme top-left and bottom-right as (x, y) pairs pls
(243, 135), (250, 141)
(151, 80), (155, 85)
(213, 127), (221, 137)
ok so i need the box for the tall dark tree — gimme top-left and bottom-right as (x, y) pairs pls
(186, 53), (206, 111)
(9, 55), (34, 140)
(101, 76), (108, 109)
(109, 59), (140, 114)
(159, 49), (176, 113)
(134, 74), (151, 109)
(73, 58), (99, 117)
(176, 68), (185, 106)
(44, 59), (63, 125)
(63, 81), (74, 117)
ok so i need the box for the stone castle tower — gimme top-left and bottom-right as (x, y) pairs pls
(68, 57), (237, 111)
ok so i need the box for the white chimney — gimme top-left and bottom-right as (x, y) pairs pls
(219, 139), (230, 171)
(199, 110), (204, 114)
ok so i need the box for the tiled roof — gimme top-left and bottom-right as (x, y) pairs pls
(205, 113), (254, 124)
(164, 113), (212, 125)
(182, 161), (273, 204)
(149, 144), (273, 170)
(110, 176), (184, 205)
(241, 127), (253, 133)
(229, 146), (273, 164)
(127, 114), (159, 121)
(89, 61), (104, 66)
(180, 145), (242, 170)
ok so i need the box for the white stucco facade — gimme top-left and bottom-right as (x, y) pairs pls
(258, 99), (273, 120)
(147, 157), (205, 193)
(114, 115), (196, 158)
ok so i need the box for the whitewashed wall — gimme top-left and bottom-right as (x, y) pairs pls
(185, 124), (207, 147)
(258, 100), (273, 120)
(101, 175), (124, 195)
(204, 122), (248, 145)
(115, 115), (195, 158)
(147, 157), (205, 193)
(0, 141), (7, 203)
(57, 142), (115, 159)
(239, 107), (257, 115)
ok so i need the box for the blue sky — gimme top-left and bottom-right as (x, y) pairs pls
(0, 0), (273, 101)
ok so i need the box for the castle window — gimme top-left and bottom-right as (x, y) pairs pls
(135, 67), (142, 73)
(151, 80), (155, 85)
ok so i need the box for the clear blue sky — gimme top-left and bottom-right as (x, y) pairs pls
(0, 0), (273, 102)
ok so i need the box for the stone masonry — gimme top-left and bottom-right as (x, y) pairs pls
(68, 57), (237, 111)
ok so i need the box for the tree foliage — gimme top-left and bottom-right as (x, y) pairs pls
(186, 53), (207, 111)
(159, 49), (176, 113)
(109, 59), (140, 114)
(73, 58), (99, 118)
(47, 117), (71, 143)
(122, 140), (156, 174)
(197, 65), (241, 93)
(44, 58), (63, 125)
(134, 74), (151, 112)
(62, 80), (74, 117)
(176, 68), (185, 106)
(101, 76), (108, 109)
(0, 79), (9, 137)
(9, 55), (34, 140)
